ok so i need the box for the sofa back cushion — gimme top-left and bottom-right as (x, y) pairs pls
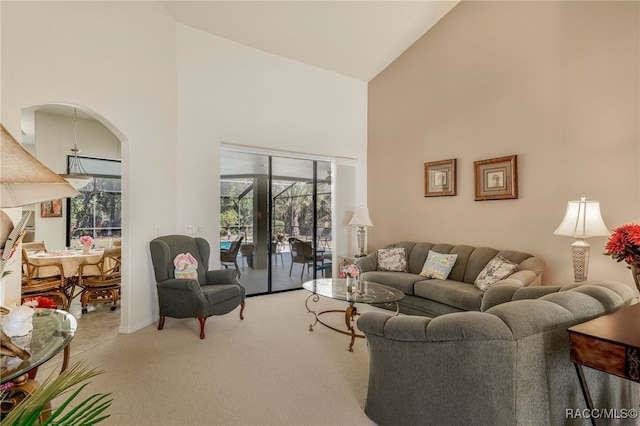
(389, 242), (536, 285)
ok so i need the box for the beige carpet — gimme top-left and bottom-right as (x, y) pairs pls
(37, 290), (379, 426)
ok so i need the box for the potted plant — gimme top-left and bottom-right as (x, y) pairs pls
(1, 362), (111, 425)
(604, 223), (640, 292)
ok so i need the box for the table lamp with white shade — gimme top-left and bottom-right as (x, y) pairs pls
(1, 124), (79, 305)
(553, 196), (610, 282)
(348, 206), (373, 258)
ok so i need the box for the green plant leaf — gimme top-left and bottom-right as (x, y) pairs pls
(2, 361), (111, 425)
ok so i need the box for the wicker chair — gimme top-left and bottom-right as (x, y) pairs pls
(21, 248), (68, 309)
(77, 247), (121, 314)
(22, 241), (47, 253)
(288, 237), (323, 279)
(220, 236), (243, 277)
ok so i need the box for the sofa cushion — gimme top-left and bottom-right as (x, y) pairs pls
(419, 250), (458, 280)
(361, 271), (422, 295)
(474, 255), (519, 291)
(414, 280), (485, 311)
(376, 247), (408, 272)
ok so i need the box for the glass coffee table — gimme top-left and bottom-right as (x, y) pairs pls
(302, 278), (404, 352)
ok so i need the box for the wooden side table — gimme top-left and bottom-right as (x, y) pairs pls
(568, 302), (640, 425)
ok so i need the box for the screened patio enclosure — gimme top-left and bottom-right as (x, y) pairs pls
(221, 150), (332, 295)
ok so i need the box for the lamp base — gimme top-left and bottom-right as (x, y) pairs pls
(571, 239), (590, 283)
(356, 226), (366, 258)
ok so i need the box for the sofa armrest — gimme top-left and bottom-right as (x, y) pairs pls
(354, 253), (377, 273)
(517, 257), (544, 285)
(156, 278), (208, 305)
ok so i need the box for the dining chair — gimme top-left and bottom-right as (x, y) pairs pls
(22, 241), (47, 253)
(150, 235), (246, 339)
(21, 248), (68, 309)
(220, 236), (243, 277)
(77, 247), (122, 314)
(288, 237), (323, 279)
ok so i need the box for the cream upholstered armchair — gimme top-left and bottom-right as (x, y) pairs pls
(149, 235), (246, 339)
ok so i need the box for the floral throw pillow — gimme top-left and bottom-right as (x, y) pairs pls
(419, 250), (458, 280)
(474, 255), (519, 291)
(377, 247), (408, 272)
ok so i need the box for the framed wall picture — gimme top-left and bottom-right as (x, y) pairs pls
(424, 159), (456, 197)
(474, 155), (518, 201)
(41, 199), (63, 217)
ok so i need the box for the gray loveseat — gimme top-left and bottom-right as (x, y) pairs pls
(358, 280), (639, 426)
(355, 241), (545, 317)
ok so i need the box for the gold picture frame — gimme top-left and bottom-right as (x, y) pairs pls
(424, 159), (456, 197)
(41, 199), (63, 217)
(474, 155), (518, 201)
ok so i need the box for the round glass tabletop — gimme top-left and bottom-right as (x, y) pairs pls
(1, 309), (77, 384)
(303, 278), (405, 304)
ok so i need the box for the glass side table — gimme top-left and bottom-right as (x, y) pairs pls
(1, 309), (77, 419)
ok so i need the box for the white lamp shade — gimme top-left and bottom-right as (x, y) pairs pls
(1, 124), (79, 207)
(553, 198), (610, 238)
(348, 206), (373, 227)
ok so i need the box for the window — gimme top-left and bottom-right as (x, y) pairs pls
(67, 156), (121, 247)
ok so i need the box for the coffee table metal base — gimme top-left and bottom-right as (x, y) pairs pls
(305, 293), (399, 352)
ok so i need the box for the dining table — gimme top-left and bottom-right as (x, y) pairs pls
(26, 249), (106, 279)
(25, 249), (110, 304)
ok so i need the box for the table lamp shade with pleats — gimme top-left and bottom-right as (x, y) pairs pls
(1, 124), (79, 208)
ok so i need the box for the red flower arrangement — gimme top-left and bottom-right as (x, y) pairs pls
(23, 296), (57, 309)
(604, 224), (640, 264)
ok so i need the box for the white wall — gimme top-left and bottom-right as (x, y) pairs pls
(2, 1), (177, 332)
(175, 25), (368, 266)
(368, 1), (639, 288)
(2, 2), (368, 333)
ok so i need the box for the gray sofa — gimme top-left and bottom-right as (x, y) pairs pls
(355, 241), (545, 317)
(358, 280), (639, 426)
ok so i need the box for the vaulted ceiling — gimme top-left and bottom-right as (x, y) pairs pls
(161, 1), (459, 82)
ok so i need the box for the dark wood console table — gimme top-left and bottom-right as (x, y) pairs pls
(568, 302), (640, 426)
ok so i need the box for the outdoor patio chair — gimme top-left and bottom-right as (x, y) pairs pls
(220, 236), (243, 277)
(288, 237), (323, 279)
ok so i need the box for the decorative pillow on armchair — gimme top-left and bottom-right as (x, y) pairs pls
(419, 250), (458, 280)
(377, 247), (408, 272)
(474, 255), (519, 291)
(174, 252), (198, 280)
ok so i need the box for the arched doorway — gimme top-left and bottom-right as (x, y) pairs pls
(21, 104), (124, 319)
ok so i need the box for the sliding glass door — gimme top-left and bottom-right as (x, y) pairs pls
(220, 150), (332, 296)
